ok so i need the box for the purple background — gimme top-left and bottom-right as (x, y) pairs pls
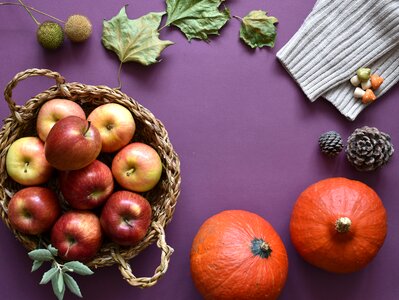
(1, 0), (399, 299)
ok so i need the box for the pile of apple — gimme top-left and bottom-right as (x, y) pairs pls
(5, 99), (163, 262)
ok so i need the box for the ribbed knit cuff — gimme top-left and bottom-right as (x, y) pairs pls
(277, 0), (399, 102)
(324, 46), (399, 120)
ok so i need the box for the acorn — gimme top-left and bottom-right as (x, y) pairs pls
(36, 21), (64, 50)
(64, 14), (92, 42)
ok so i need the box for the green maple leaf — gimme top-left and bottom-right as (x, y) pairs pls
(239, 10), (278, 48)
(165, 0), (230, 41)
(102, 6), (174, 66)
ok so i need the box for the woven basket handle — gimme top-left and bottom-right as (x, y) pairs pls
(4, 68), (70, 114)
(111, 221), (174, 288)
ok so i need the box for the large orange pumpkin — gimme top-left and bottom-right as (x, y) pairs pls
(290, 177), (387, 273)
(190, 210), (288, 300)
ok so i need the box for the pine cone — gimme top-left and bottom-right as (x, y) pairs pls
(318, 131), (344, 157)
(346, 126), (394, 171)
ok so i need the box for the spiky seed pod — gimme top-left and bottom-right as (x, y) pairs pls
(36, 21), (64, 50)
(64, 14), (92, 42)
(318, 131), (344, 157)
(346, 126), (394, 171)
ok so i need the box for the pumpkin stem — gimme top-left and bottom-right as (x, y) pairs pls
(335, 217), (352, 233)
(260, 242), (270, 252)
(251, 238), (272, 259)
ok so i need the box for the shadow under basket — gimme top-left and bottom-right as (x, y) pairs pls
(0, 69), (181, 287)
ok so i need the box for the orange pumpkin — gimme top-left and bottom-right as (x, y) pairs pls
(190, 210), (288, 300)
(290, 177), (387, 273)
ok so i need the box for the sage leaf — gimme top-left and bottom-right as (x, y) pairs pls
(57, 272), (65, 294)
(239, 10), (278, 48)
(63, 261), (94, 276)
(51, 273), (65, 300)
(28, 249), (53, 262)
(47, 244), (58, 256)
(63, 273), (83, 298)
(31, 260), (43, 272)
(40, 267), (58, 285)
(165, 0), (230, 41)
(102, 6), (174, 66)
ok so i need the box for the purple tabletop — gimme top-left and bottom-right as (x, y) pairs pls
(1, 1), (399, 299)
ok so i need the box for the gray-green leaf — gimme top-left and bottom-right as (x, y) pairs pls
(28, 249), (53, 262)
(40, 267), (59, 285)
(165, 0), (230, 41)
(239, 10), (278, 48)
(31, 260), (44, 272)
(51, 273), (65, 300)
(63, 261), (94, 276)
(47, 244), (58, 256)
(63, 273), (83, 298)
(102, 6), (174, 66)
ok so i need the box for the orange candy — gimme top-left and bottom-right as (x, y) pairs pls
(362, 89), (377, 104)
(370, 74), (384, 90)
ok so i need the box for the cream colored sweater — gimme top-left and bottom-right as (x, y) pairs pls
(276, 0), (399, 120)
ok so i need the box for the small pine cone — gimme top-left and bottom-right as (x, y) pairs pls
(346, 126), (394, 171)
(318, 131), (344, 157)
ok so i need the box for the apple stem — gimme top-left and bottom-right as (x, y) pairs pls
(123, 217), (133, 228)
(24, 162), (29, 173)
(84, 121), (92, 136)
(125, 168), (135, 177)
(106, 123), (114, 131)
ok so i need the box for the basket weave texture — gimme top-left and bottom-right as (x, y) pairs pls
(0, 69), (181, 287)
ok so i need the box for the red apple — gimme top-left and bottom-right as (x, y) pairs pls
(100, 191), (152, 246)
(8, 187), (61, 235)
(6, 137), (53, 185)
(111, 142), (162, 192)
(87, 103), (135, 153)
(45, 116), (102, 171)
(36, 98), (86, 141)
(51, 211), (102, 262)
(59, 160), (114, 210)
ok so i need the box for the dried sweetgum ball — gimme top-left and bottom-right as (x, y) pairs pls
(64, 14), (92, 42)
(36, 21), (64, 50)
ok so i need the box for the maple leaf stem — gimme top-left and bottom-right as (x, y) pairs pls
(158, 24), (168, 32)
(116, 62), (123, 90)
(233, 15), (243, 21)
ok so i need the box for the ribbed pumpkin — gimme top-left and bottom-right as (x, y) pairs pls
(190, 210), (288, 300)
(290, 177), (387, 273)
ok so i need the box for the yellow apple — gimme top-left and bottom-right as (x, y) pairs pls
(36, 98), (86, 141)
(87, 103), (135, 153)
(6, 137), (53, 185)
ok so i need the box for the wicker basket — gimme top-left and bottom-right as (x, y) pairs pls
(0, 69), (181, 287)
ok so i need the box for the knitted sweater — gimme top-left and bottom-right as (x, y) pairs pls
(276, 0), (399, 120)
